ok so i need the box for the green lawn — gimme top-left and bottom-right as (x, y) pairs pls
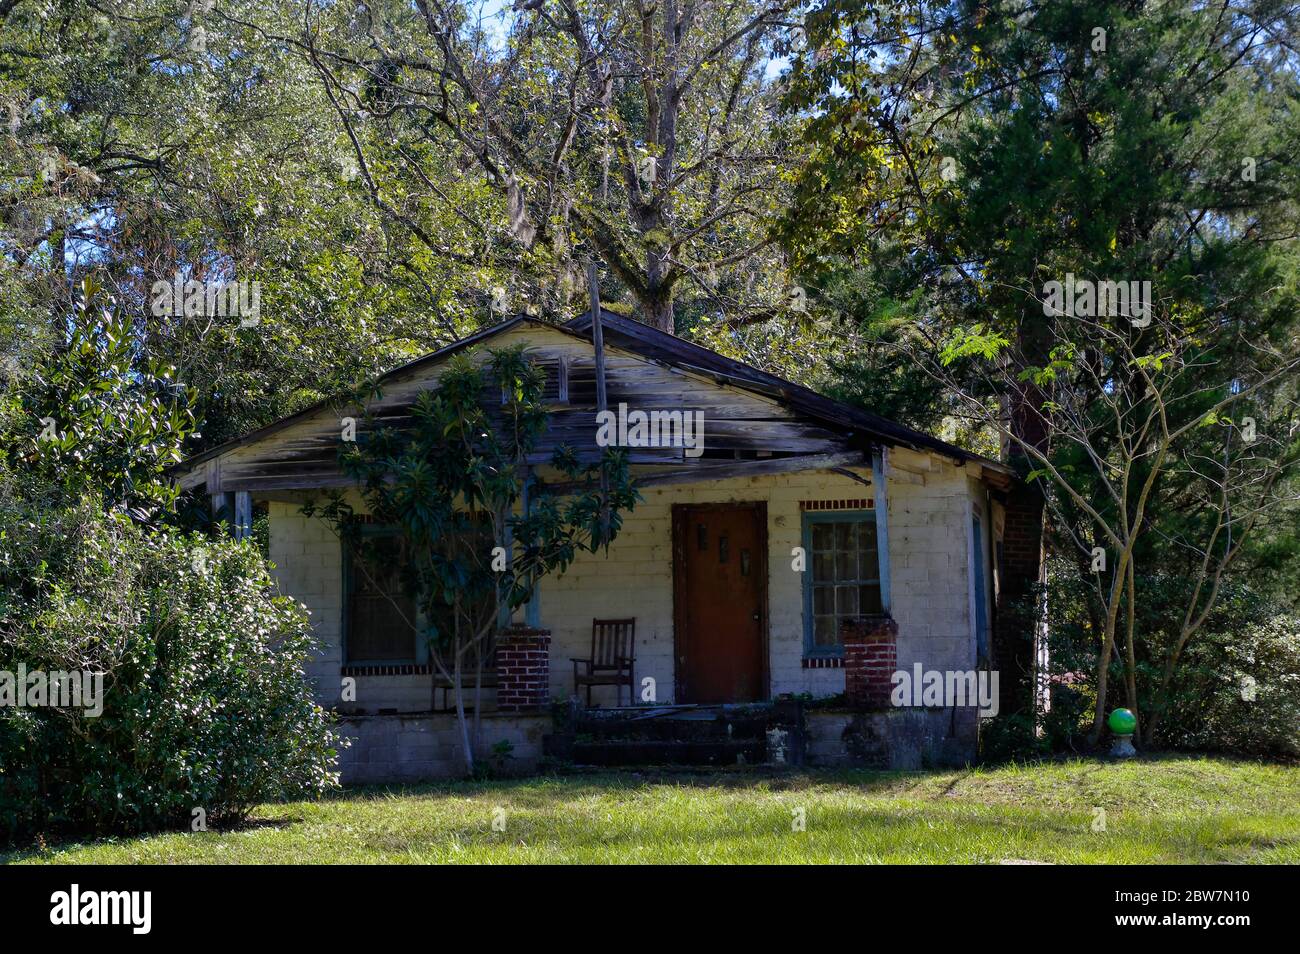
(8, 755), (1299, 864)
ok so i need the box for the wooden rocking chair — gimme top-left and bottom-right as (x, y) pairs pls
(571, 618), (636, 707)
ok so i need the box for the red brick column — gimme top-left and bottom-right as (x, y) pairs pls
(842, 616), (899, 710)
(496, 625), (551, 712)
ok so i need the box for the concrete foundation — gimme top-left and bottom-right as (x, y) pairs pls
(337, 711), (550, 783)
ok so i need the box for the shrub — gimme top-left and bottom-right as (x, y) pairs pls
(1025, 558), (1299, 759)
(1156, 613), (1300, 760)
(978, 713), (1049, 764)
(0, 494), (341, 843)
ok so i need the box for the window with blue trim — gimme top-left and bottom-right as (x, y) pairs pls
(802, 511), (884, 655)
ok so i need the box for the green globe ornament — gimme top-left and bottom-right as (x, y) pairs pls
(1108, 708), (1137, 735)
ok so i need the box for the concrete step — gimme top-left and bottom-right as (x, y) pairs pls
(570, 704), (776, 743)
(572, 715), (770, 741)
(567, 738), (766, 767)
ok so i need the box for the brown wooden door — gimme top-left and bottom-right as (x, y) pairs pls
(673, 503), (767, 703)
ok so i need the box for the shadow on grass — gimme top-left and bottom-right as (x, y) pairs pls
(319, 766), (947, 810)
(0, 768), (928, 863)
(2, 814), (302, 865)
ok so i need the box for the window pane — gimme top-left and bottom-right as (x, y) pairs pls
(857, 519), (876, 552)
(814, 615), (838, 647)
(348, 536), (417, 662)
(834, 522), (853, 549)
(812, 522), (834, 551)
(859, 536), (880, 582)
(836, 547), (857, 580)
(804, 514), (886, 656)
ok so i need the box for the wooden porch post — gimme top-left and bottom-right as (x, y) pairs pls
(586, 260), (610, 543)
(522, 467), (541, 628)
(871, 447), (893, 614)
(206, 458), (252, 541)
(234, 491), (253, 541)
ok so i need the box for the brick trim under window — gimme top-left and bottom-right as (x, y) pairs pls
(800, 498), (874, 511)
(341, 662), (435, 677)
(801, 656), (844, 669)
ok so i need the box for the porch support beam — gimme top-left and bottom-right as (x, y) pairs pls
(522, 466), (541, 628)
(233, 491), (253, 542)
(872, 447), (893, 614)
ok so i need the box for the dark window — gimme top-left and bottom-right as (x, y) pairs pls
(345, 532), (418, 663)
(344, 522), (500, 666)
(803, 512), (883, 655)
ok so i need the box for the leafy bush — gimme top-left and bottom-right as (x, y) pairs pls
(0, 492), (341, 844)
(1157, 613), (1300, 760)
(978, 713), (1049, 764)
(1023, 558), (1300, 759)
(16, 277), (196, 525)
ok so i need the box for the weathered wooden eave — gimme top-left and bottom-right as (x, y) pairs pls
(175, 315), (536, 479)
(172, 312), (1015, 498)
(564, 309), (1012, 476)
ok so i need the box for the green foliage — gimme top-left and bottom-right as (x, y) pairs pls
(978, 713), (1049, 764)
(0, 1), (516, 456)
(783, 0), (1300, 443)
(305, 345), (637, 772)
(783, 0), (1300, 735)
(1157, 613), (1300, 761)
(939, 324), (1010, 365)
(17, 277), (196, 523)
(481, 739), (516, 779)
(0, 487), (340, 844)
(1027, 555), (1300, 758)
(309, 346), (638, 655)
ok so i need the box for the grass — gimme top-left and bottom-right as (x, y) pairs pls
(7, 755), (1298, 864)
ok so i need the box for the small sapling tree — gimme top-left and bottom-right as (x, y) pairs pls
(307, 345), (637, 773)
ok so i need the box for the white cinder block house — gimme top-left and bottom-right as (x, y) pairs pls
(175, 311), (1016, 773)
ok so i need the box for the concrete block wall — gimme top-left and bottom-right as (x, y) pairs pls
(336, 712), (549, 783)
(267, 452), (980, 713)
(268, 502), (343, 702)
(803, 708), (978, 770)
(886, 455), (979, 678)
(537, 454), (977, 704)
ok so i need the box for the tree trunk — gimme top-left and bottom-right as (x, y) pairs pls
(1123, 557), (1140, 742)
(645, 291), (674, 333)
(472, 634), (483, 753)
(1088, 547), (1133, 743)
(1091, 626), (1115, 744)
(992, 317), (1051, 718)
(453, 647), (474, 776)
(634, 201), (675, 333)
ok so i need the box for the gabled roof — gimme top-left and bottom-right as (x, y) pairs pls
(565, 309), (1006, 469)
(176, 311), (1011, 483)
(177, 315), (534, 472)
